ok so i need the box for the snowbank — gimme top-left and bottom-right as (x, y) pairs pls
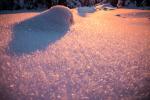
(9, 5), (73, 55)
(95, 3), (117, 10)
(42, 5), (74, 25)
(0, 7), (150, 100)
(77, 6), (96, 17)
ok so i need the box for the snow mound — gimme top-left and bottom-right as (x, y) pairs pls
(42, 5), (74, 25)
(77, 6), (96, 17)
(95, 3), (117, 10)
(9, 5), (73, 55)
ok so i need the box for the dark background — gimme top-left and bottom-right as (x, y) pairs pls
(0, 0), (150, 10)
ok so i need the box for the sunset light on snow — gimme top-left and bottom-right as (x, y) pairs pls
(0, 0), (150, 100)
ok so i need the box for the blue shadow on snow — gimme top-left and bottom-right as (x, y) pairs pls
(9, 10), (70, 55)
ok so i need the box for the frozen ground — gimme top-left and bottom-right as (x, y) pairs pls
(0, 7), (150, 100)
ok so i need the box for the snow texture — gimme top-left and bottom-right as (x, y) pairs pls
(9, 5), (73, 55)
(0, 7), (150, 100)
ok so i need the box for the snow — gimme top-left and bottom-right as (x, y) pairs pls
(77, 6), (96, 17)
(95, 3), (117, 10)
(0, 6), (150, 100)
(9, 5), (73, 55)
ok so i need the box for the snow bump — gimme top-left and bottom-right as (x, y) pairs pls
(9, 5), (74, 55)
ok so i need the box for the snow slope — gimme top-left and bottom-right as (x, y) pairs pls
(9, 5), (73, 55)
(0, 7), (150, 100)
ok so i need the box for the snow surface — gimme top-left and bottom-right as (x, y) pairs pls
(8, 5), (73, 55)
(0, 7), (150, 100)
(95, 3), (117, 10)
(77, 6), (96, 17)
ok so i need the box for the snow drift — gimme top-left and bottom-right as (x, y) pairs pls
(0, 7), (150, 100)
(77, 6), (96, 17)
(9, 5), (73, 55)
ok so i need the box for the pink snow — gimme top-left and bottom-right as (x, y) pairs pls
(0, 7), (150, 100)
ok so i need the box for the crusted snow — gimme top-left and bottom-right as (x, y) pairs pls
(0, 7), (150, 100)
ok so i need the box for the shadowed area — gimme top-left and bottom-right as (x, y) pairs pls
(116, 11), (150, 18)
(77, 7), (96, 17)
(8, 6), (73, 55)
(0, 85), (13, 100)
(0, 9), (45, 14)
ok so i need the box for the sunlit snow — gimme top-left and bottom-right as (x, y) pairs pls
(0, 6), (150, 100)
